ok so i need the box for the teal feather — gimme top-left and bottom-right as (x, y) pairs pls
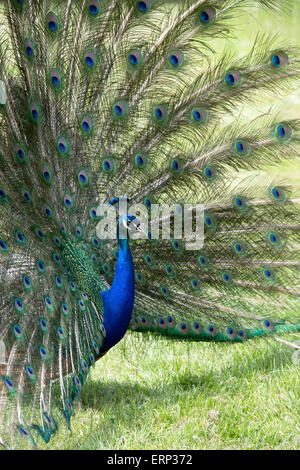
(0, 0), (299, 449)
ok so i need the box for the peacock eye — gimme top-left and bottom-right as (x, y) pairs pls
(224, 70), (241, 88)
(112, 101), (127, 120)
(168, 51), (184, 68)
(24, 39), (34, 59)
(274, 123), (292, 142)
(29, 102), (40, 123)
(128, 49), (142, 68)
(199, 7), (216, 25)
(134, 153), (148, 169)
(83, 51), (97, 69)
(270, 51), (288, 69)
(46, 13), (59, 33)
(130, 54), (137, 65)
(88, 1), (101, 17)
(136, 1), (151, 13)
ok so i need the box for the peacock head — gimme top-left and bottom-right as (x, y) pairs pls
(118, 214), (143, 237)
(108, 197), (145, 242)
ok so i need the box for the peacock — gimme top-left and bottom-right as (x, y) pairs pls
(0, 0), (299, 449)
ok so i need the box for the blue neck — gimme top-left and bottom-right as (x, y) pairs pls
(101, 237), (135, 353)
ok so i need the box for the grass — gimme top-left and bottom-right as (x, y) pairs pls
(43, 332), (300, 450)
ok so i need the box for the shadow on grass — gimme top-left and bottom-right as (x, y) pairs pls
(81, 340), (293, 411)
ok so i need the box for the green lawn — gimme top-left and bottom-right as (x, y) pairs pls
(43, 332), (299, 450)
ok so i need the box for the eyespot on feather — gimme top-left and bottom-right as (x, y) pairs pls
(270, 51), (288, 69)
(80, 115), (94, 135)
(29, 102), (41, 124)
(91, 253), (100, 265)
(220, 271), (233, 285)
(14, 143), (27, 164)
(203, 165), (217, 181)
(52, 252), (61, 265)
(24, 39), (34, 60)
(225, 327), (236, 340)
(25, 364), (36, 382)
(22, 274), (32, 292)
(0, 239), (8, 253)
(14, 297), (25, 314)
(237, 329), (247, 341)
(157, 317), (168, 330)
(137, 315), (151, 328)
(134, 153), (148, 169)
(63, 192), (75, 211)
(168, 51), (184, 68)
(198, 253), (210, 269)
(170, 157), (184, 176)
(135, 1), (151, 13)
(152, 105), (167, 124)
(204, 212), (217, 230)
(57, 136), (70, 157)
(167, 316), (176, 328)
(0, 188), (8, 204)
(190, 278), (201, 290)
(46, 12), (59, 33)
(266, 231), (283, 248)
(224, 70), (241, 88)
(160, 285), (170, 297)
(274, 123), (292, 142)
(83, 50), (97, 69)
(128, 49), (142, 69)
(61, 302), (69, 317)
(269, 185), (286, 203)
(102, 262), (112, 274)
(14, 230), (26, 245)
(49, 69), (62, 90)
(39, 345), (50, 361)
(41, 163), (53, 185)
(112, 101), (128, 120)
(233, 241), (247, 256)
(102, 158), (116, 174)
(135, 272), (146, 285)
(233, 195), (249, 212)
(36, 260), (45, 274)
(233, 139), (251, 157)
(88, 1), (101, 17)
(206, 325), (217, 337)
(91, 236), (103, 249)
(191, 322), (203, 335)
(57, 326), (66, 341)
(191, 107), (207, 124)
(171, 239), (184, 253)
(176, 322), (191, 335)
(2, 375), (16, 394)
(165, 264), (176, 278)
(198, 7), (216, 25)
(262, 319), (274, 331)
(77, 169), (90, 187)
(89, 206), (100, 221)
(144, 253), (155, 268)
(261, 267), (276, 283)
(20, 187), (33, 204)
(42, 201), (54, 219)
